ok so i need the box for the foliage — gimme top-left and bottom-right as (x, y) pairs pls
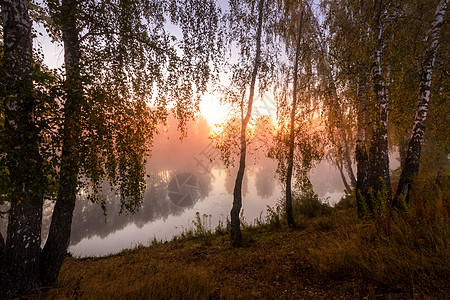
(0, 31), (61, 203)
(309, 179), (449, 294)
(270, 125), (325, 184)
(269, 0), (326, 207)
(334, 189), (355, 210)
(211, 0), (282, 167)
(358, 177), (390, 219)
(268, 177), (331, 225)
(69, 0), (221, 213)
(291, 177), (332, 219)
(1, 0), (222, 216)
(211, 115), (276, 168)
(177, 212), (216, 246)
(265, 204), (282, 229)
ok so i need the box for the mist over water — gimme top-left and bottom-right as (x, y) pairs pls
(0, 116), (352, 257)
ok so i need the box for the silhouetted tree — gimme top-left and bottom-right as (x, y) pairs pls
(230, 0), (265, 247)
(1, 0), (44, 295)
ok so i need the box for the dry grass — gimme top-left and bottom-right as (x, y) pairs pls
(24, 176), (449, 299)
(25, 202), (448, 299)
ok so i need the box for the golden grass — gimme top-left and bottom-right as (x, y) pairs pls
(24, 175), (449, 299)
(27, 199), (448, 300)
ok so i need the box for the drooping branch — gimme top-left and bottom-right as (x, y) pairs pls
(309, 4), (357, 189)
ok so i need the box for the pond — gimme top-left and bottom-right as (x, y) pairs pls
(0, 116), (347, 257)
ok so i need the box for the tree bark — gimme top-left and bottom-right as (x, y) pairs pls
(337, 161), (352, 192)
(394, 0), (447, 208)
(337, 126), (356, 187)
(367, 0), (391, 207)
(231, 0), (264, 247)
(0, 232), (4, 293)
(0, 232), (5, 270)
(2, 0), (44, 295)
(355, 74), (369, 217)
(285, 9), (304, 229)
(40, 0), (83, 286)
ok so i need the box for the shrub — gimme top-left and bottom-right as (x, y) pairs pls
(292, 190), (332, 219)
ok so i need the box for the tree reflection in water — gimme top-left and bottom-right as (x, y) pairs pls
(0, 114), (350, 252)
(69, 169), (212, 246)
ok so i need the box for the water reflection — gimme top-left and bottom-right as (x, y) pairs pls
(69, 169), (212, 246)
(254, 162), (277, 199)
(0, 115), (354, 256)
(69, 115), (216, 247)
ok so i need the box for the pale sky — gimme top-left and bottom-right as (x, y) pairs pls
(33, 0), (279, 129)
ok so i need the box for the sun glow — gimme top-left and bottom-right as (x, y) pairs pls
(199, 93), (230, 129)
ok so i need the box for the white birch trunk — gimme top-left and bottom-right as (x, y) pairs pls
(394, 0), (447, 206)
(367, 0), (391, 207)
(285, 9), (304, 229)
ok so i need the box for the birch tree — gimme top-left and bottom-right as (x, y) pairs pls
(270, 0), (325, 227)
(228, 0), (265, 247)
(285, 6), (304, 228)
(39, 0), (221, 285)
(1, 0), (221, 292)
(394, 0), (447, 208)
(39, 0), (83, 285)
(366, 0), (391, 206)
(1, 0), (44, 294)
(320, 0), (372, 215)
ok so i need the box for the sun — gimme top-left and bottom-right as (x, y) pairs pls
(199, 92), (230, 129)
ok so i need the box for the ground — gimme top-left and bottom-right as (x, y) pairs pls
(28, 205), (449, 300)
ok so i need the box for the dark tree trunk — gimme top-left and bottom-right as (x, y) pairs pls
(286, 10), (304, 229)
(2, 0), (44, 295)
(0, 232), (5, 269)
(337, 126), (356, 188)
(0, 233), (4, 293)
(394, 0), (447, 208)
(355, 74), (369, 217)
(367, 0), (391, 210)
(40, 0), (83, 286)
(231, 0), (264, 247)
(231, 124), (246, 247)
(398, 130), (410, 171)
(337, 161), (352, 192)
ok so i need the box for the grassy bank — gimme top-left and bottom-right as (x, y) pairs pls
(29, 189), (448, 299)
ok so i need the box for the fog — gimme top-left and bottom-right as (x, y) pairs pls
(0, 115), (353, 257)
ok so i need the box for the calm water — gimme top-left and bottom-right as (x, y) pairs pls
(68, 164), (282, 257)
(0, 117), (348, 257)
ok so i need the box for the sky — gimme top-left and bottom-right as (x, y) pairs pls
(32, 0), (325, 129)
(33, 2), (230, 129)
